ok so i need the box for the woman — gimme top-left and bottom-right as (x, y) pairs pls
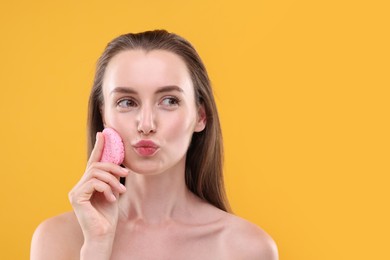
(31, 30), (278, 260)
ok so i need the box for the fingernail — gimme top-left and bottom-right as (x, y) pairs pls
(110, 193), (117, 201)
(120, 183), (126, 191)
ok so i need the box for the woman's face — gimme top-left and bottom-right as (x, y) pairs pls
(101, 50), (205, 175)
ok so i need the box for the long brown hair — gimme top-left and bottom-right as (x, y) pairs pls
(87, 30), (231, 212)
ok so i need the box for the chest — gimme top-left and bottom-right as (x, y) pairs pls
(110, 223), (229, 260)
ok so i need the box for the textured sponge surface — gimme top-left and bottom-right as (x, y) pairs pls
(100, 128), (125, 165)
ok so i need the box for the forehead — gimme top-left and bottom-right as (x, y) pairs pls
(102, 49), (193, 94)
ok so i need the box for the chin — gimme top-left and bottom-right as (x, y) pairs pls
(123, 159), (163, 175)
(123, 156), (185, 176)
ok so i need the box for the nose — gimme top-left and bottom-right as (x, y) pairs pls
(137, 105), (156, 135)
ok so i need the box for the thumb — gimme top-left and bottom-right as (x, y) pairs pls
(87, 132), (105, 166)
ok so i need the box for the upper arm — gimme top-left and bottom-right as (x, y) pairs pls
(31, 213), (82, 260)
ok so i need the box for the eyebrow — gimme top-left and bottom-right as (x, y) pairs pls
(110, 85), (184, 95)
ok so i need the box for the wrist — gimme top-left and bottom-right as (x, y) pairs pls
(80, 239), (114, 260)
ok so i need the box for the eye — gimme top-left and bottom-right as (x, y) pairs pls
(160, 97), (180, 107)
(117, 98), (137, 108)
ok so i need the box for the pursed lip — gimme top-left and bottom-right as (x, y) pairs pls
(133, 140), (159, 148)
(132, 140), (160, 156)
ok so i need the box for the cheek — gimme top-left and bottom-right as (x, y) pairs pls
(164, 112), (196, 143)
(103, 110), (136, 140)
(103, 108), (120, 128)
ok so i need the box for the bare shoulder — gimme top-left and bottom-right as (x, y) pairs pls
(220, 213), (278, 260)
(31, 211), (82, 260)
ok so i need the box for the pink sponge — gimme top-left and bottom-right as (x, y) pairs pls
(100, 128), (125, 165)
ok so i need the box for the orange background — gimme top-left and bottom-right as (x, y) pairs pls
(0, 0), (389, 259)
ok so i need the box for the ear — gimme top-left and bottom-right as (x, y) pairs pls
(194, 104), (206, 132)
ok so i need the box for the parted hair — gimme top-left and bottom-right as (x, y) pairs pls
(87, 30), (231, 212)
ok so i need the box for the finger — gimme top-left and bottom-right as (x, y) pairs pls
(86, 162), (129, 179)
(92, 180), (118, 202)
(75, 162), (129, 193)
(88, 169), (127, 194)
(73, 167), (126, 199)
(71, 179), (117, 205)
(87, 132), (105, 166)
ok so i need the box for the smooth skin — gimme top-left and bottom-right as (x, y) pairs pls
(31, 50), (278, 260)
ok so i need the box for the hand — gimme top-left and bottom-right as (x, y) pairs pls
(69, 132), (129, 243)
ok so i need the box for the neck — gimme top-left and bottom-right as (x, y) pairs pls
(118, 165), (194, 225)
